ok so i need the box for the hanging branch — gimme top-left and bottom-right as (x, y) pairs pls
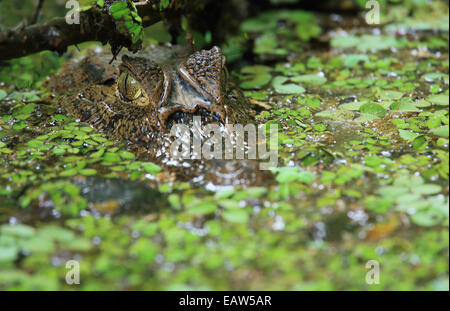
(0, 1), (161, 62)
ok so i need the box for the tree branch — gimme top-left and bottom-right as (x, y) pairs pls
(0, 2), (161, 62)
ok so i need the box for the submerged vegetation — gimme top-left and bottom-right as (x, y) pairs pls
(0, 0), (448, 290)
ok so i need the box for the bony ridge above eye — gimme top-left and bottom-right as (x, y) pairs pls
(118, 72), (143, 101)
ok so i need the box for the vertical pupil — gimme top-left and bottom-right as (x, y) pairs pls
(124, 74), (129, 94)
(119, 72), (141, 101)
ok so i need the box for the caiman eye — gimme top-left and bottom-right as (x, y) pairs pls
(118, 72), (143, 101)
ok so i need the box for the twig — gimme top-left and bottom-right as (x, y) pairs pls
(30, 0), (45, 25)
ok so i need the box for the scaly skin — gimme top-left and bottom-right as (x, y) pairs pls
(46, 44), (254, 147)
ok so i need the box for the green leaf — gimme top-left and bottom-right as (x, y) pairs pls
(18, 236), (55, 254)
(422, 72), (446, 82)
(412, 136), (427, 150)
(215, 188), (235, 199)
(0, 224), (35, 238)
(411, 208), (446, 227)
(426, 116), (442, 129)
(275, 169), (300, 183)
(0, 246), (18, 263)
(379, 186), (409, 200)
(168, 194), (181, 210)
(272, 76), (305, 94)
(274, 167), (314, 183)
(291, 74), (326, 85)
(79, 169), (97, 176)
(60, 168), (79, 177)
(339, 102), (365, 111)
(414, 184), (442, 195)
(398, 129), (420, 142)
(110, 1), (128, 13)
(240, 66), (272, 89)
(39, 226), (75, 243)
(241, 17), (275, 33)
(315, 110), (353, 121)
(130, 238), (157, 262)
(390, 102), (420, 112)
(66, 238), (92, 252)
(160, 0), (170, 9)
(118, 150), (135, 160)
(243, 187), (267, 198)
(428, 94), (449, 106)
(331, 35), (404, 51)
(330, 36), (360, 48)
(103, 152), (121, 163)
(359, 103), (386, 117)
(112, 8), (129, 20)
(219, 200), (240, 209)
(354, 113), (379, 123)
(343, 54), (369, 67)
(188, 202), (218, 216)
(376, 90), (403, 101)
(413, 100), (431, 108)
(12, 121), (26, 130)
(295, 23), (321, 41)
(222, 209), (249, 224)
(142, 162), (161, 174)
(27, 139), (44, 148)
(429, 125), (449, 137)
